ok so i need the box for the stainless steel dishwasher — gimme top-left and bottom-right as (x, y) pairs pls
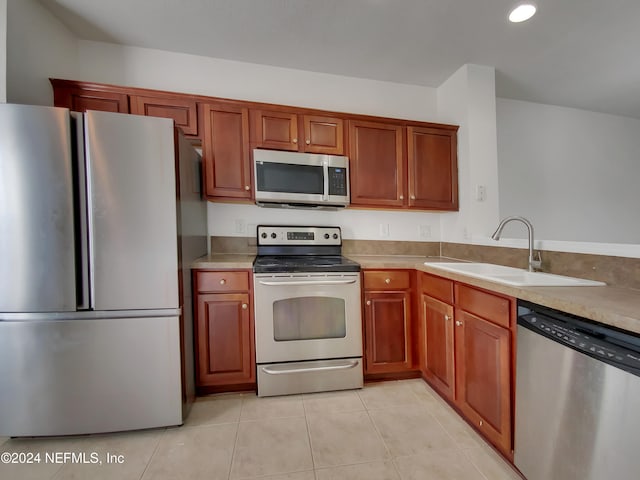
(515, 301), (640, 480)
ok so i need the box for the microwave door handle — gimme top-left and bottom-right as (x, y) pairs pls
(322, 160), (329, 201)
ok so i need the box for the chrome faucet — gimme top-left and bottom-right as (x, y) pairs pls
(491, 216), (542, 272)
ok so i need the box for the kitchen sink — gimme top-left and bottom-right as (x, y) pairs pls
(425, 262), (606, 287)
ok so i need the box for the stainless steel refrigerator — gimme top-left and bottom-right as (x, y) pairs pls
(0, 104), (208, 436)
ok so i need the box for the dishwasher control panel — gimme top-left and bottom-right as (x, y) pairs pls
(518, 302), (640, 376)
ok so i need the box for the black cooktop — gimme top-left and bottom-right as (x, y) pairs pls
(253, 255), (361, 273)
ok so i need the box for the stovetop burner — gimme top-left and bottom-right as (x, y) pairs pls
(253, 255), (361, 273)
(253, 225), (360, 273)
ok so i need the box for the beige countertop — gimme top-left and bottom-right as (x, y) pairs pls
(191, 253), (640, 335)
(349, 254), (640, 335)
(191, 253), (255, 269)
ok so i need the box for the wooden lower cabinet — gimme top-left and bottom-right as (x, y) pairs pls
(193, 270), (255, 393)
(454, 309), (512, 455)
(364, 291), (412, 374)
(419, 271), (514, 458)
(420, 294), (455, 400)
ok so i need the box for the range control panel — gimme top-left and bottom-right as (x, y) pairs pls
(257, 226), (341, 246)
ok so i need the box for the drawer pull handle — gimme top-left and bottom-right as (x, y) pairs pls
(385, 278), (391, 284)
(455, 320), (463, 327)
(219, 279), (226, 285)
(242, 303), (248, 310)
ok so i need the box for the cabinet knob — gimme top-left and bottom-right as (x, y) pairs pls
(366, 300), (371, 306)
(292, 138), (298, 144)
(455, 320), (463, 327)
(399, 195), (404, 200)
(242, 303), (248, 310)
(244, 185), (250, 191)
(479, 420), (483, 427)
(410, 195), (416, 200)
(385, 278), (391, 284)
(305, 139), (311, 145)
(444, 314), (451, 321)
(219, 279), (226, 285)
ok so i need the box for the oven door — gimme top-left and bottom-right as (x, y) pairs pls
(253, 273), (362, 363)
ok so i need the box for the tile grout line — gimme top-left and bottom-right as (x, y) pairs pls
(226, 395), (245, 480)
(137, 427), (167, 480)
(301, 395), (318, 476)
(459, 447), (492, 480)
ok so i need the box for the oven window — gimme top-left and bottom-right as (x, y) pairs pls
(256, 162), (324, 194)
(273, 297), (346, 341)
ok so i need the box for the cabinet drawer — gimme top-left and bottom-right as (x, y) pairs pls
(420, 272), (454, 303)
(196, 270), (250, 293)
(364, 270), (411, 290)
(455, 284), (511, 328)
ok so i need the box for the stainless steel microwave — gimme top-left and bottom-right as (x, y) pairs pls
(253, 149), (350, 208)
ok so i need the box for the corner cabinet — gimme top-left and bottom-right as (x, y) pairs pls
(362, 270), (417, 377)
(419, 271), (514, 459)
(193, 269), (255, 393)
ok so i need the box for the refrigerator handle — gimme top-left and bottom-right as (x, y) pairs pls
(71, 112), (92, 310)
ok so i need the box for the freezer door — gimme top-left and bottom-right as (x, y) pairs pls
(85, 111), (179, 310)
(0, 104), (76, 312)
(0, 315), (182, 436)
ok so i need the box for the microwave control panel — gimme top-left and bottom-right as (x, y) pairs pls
(328, 167), (347, 196)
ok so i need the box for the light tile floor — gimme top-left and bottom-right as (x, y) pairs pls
(0, 380), (522, 480)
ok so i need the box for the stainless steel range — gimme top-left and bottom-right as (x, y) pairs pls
(253, 225), (363, 397)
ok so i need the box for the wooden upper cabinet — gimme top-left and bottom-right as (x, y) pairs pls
(302, 115), (344, 155)
(454, 309), (512, 455)
(202, 103), (252, 200)
(251, 109), (299, 151)
(349, 120), (404, 207)
(407, 126), (458, 210)
(130, 95), (198, 137)
(53, 87), (129, 113)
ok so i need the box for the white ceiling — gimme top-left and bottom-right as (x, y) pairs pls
(39, 0), (640, 119)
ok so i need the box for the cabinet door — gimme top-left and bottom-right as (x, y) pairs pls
(251, 110), (299, 151)
(202, 103), (252, 200)
(195, 292), (255, 387)
(454, 309), (511, 455)
(407, 126), (458, 210)
(421, 295), (455, 400)
(349, 120), (404, 207)
(302, 115), (344, 155)
(53, 88), (129, 113)
(364, 291), (412, 374)
(130, 95), (198, 136)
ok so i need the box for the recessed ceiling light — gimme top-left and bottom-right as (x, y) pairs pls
(509, 2), (537, 23)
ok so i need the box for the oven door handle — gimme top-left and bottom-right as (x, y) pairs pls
(258, 279), (357, 286)
(261, 360), (359, 375)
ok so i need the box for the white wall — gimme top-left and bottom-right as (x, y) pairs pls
(76, 41), (437, 121)
(437, 64), (500, 243)
(5, 0), (77, 106)
(497, 98), (640, 245)
(0, 0), (6, 102)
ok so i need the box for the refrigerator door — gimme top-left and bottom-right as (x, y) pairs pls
(85, 111), (179, 310)
(0, 104), (76, 313)
(0, 315), (182, 436)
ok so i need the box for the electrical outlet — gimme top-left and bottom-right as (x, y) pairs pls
(379, 223), (390, 237)
(419, 224), (432, 239)
(234, 219), (246, 234)
(476, 185), (487, 202)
